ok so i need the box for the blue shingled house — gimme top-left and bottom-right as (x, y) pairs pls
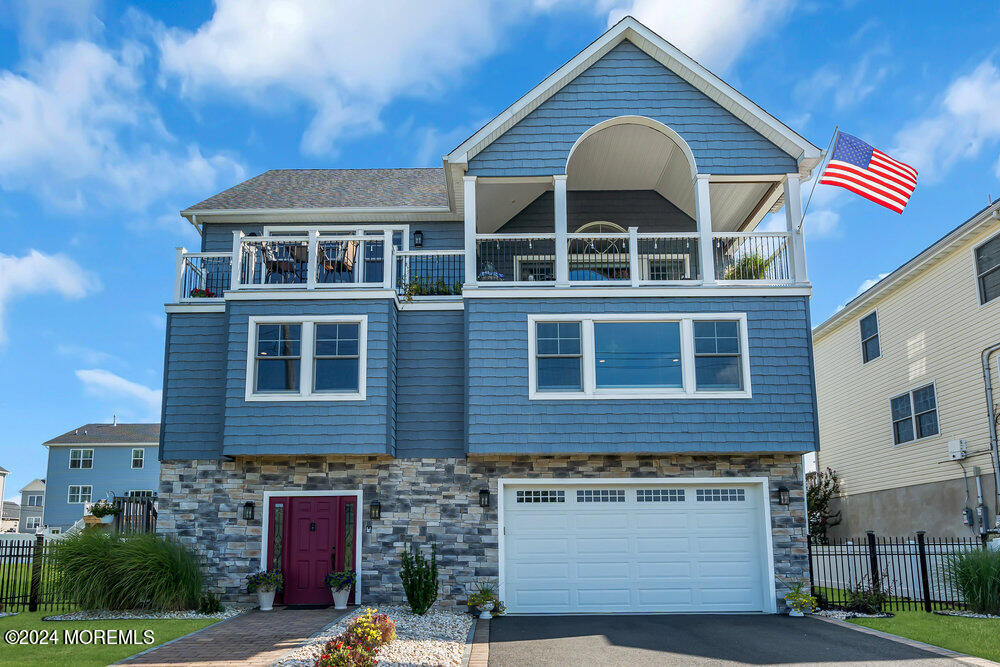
(159, 16), (821, 613)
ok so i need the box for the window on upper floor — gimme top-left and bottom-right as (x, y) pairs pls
(69, 449), (93, 469)
(976, 233), (1000, 305)
(246, 316), (367, 401)
(891, 383), (939, 445)
(67, 485), (92, 504)
(25, 494), (42, 507)
(127, 490), (155, 498)
(25, 516), (40, 529)
(529, 314), (750, 399)
(131, 448), (144, 469)
(860, 311), (880, 363)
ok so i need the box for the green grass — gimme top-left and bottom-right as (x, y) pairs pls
(850, 611), (1000, 661)
(0, 611), (217, 666)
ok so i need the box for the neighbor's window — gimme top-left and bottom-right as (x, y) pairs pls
(595, 321), (682, 389)
(254, 323), (301, 393)
(313, 323), (360, 393)
(535, 322), (582, 391)
(67, 485), (92, 504)
(892, 383), (939, 444)
(131, 448), (144, 469)
(25, 517), (41, 529)
(860, 312), (880, 363)
(976, 233), (1000, 305)
(25, 494), (42, 507)
(127, 490), (154, 498)
(69, 449), (93, 469)
(693, 320), (743, 391)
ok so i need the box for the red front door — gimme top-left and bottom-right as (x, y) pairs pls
(267, 496), (357, 606)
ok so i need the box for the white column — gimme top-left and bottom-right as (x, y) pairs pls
(784, 174), (807, 282)
(695, 175), (715, 284)
(231, 231), (244, 290)
(355, 227), (366, 284)
(463, 176), (477, 286)
(382, 228), (394, 290)
(306, 229), (318, 290)
(553, 175), (569, 286)
(628, 226), (640, 287)
(173, 247), (187, 302)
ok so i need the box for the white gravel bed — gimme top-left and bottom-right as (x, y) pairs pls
(934, 609), (1000, 619)
(275, 604), (473, 667)
(0, 612), (17, 618)
(43, 606), (250, 621)
(813, 609), (893, 620)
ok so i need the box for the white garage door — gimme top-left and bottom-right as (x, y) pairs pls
(502, 481), (770, 613)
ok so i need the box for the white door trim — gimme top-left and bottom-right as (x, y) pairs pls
(497, 476), (776, 614)
(259, 489), (365, 604)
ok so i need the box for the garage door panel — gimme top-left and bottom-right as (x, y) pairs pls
(635, 560), (694, 578)
(577, 588), (631, 607)
(509, 562), (570, 580)
(576, 537), (630, 555)
(507, 512), (570, 531)
(635, 536), (693, 554)
(576, 561), (631, 579)
(570, 513), (623, 529)
(636, 588), (695, 605)
(698, 560), (756, 577)
(693, 511), (756, 529)
(513, 588), (571, 608)
(511, 537), (569, 556)
(631, 511), (691, 530)
(696, 536), (755, 552)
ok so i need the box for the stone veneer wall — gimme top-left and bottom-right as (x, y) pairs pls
(158, 454), (806, 609)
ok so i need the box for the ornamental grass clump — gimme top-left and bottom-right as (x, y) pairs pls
(945, 548), (1000, 615)
(399, 541), (438, 615)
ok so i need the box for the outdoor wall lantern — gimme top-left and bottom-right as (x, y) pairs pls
(479, 489), (490, 508)
(777, 486), (790, 506)
(413, 230), (424, 248)
(370, 500), (381, 521)
(242, 501), (255, 521)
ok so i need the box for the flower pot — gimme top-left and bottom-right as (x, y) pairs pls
(99, 515), (115, 524)
(331, 587), (350, 610)
(788, 609), (804, 617)
(479, 601), (494, 620)
(258, 590), (276, 611)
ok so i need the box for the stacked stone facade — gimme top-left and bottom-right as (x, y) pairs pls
(158, 454), (806, 609)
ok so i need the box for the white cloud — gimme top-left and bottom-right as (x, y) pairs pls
(833, 271), (890, 313)
(56, 343), (120, 366)
(0, 249), (100, 343)
(893, 59), (1000, 182)
(75, 368), (162, 418)
(795, 46), (892, 111)
(0, 40), (245, 212)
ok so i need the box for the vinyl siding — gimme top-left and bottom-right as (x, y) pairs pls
(498, 190), (694, 234)
(200, 221), (463, 253)
(468, 41), (796, 176)
(465, 296), (817, 454)
(814, 222), (1000, 496)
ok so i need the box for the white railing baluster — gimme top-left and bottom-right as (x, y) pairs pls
(383, 229), (394, 290)
(173, 247), (186, 302)
(307, 230), (318, 290)
(231, 231), (244, 290)
(628, 227), (640, 287)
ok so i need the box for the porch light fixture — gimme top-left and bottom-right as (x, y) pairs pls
(479, 489), (490, 508)
(413, 230), (424, 248)
(369, 500), (381, 521)
(242, 501), (255, 521)
(777, 486), (790, 506)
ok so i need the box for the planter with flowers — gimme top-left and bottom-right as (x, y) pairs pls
(476, 263), (504, 282)
(89, 499), (120, 525)
(325, 570), (356, 610)
(247, 570), (284, 611)
(784, 580), (817, 617)
(188, 287), (216, 298)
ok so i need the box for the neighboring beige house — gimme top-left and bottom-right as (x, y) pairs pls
(814, 201), (1000, 537)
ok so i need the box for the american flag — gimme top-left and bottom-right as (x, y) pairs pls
(819, 132), (918, 214)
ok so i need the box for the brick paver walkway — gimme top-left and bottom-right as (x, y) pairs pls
(121, 608), (345, 666)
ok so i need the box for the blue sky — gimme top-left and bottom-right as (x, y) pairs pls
(1, 1), (999, 498)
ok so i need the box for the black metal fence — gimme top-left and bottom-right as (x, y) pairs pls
(0, 536), (75, 613)
(809, 531), (987, 611)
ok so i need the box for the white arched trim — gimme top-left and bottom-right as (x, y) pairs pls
(564, 115), (698, 180)
(575, 221), (626, 234)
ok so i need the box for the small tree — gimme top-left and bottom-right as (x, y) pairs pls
(806, 467), (842, 541)
(400, 541), (438, 615)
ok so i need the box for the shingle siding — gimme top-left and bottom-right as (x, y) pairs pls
(498, 190), (694, 234)
(395, 310), (465, 457)
(468, 41), (796, 176)
(465, 296), (817, 454)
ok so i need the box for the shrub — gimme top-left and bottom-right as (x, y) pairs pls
(325, 570), (356, 592)
(247, 570), (284, 593)
(722, 253), (771, 280)
(945, 548), (1000, 615)
(199, 592), (224, 614)
(50, 531), (202, 611)
(846, 576), (888, 614)
(806, 468), (842, 541)
(314, 639), (375, 667)
(400, 541), (438, 615)
(342, 608), (396, 652)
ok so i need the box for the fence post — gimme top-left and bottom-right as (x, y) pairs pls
(916, 531), (932, 612)
(28, 535), (43, 612)
(807, 536), (815, 592)
(866, 531), (881, 591)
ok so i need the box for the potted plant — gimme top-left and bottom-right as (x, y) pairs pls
(89, 499), (119, 524)
(467, 580), (505, 618)
(476, 263), (504, 282)
(325, 570), (356, 610)
(784, 580), (817, 617)
(247, 570), (283, 611)
(188, 287), (216, 298)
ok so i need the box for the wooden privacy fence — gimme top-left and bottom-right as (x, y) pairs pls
(113, 495), (158, 534)
(0, 536), (73, 613)
(809, 531), (988, 611)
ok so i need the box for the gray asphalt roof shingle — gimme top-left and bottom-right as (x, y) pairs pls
(44, 423), (160, 445)
(185, 168), (450, 211)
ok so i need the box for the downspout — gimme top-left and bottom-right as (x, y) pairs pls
(982, 342), (1000, 524)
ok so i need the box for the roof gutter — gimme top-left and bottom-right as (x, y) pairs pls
(983, 342), (1000, 522)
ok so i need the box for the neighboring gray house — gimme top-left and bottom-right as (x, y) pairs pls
(159, 17), (821, 613)
(18, 479), (45, 533)
(1, 501), (18, 533)
(42, 423), (160, 530)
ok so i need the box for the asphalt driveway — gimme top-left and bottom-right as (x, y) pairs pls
(489, 615), (969, 666)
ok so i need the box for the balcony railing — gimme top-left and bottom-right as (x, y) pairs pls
(234, 234), (391, 289)
(712, 232), (793, 283)
(396, 250), (465, 300)
(475, 234), (557, 284)
(174, 251), (232, 301)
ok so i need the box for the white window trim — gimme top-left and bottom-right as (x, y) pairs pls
(25, 494), (42, 507)
(973, 232), (1000, 309)
(527, 312), (752, 400)
(859, 309), (881, 364)
(25, 516), (41, 529)
(68, 448), (94, 470)
(245, 315), (368, 402)
(890, 381), (941, 447)
(131, 448), (144, 469)
(127, 490), (155, 498)
(67, 485), (92, 504)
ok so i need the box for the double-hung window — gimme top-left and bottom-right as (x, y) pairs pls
(859, 312), (880, 363)
(247, 316), (367, 400)
(891, 383), (939, 444)
(131, 448), (144, 469)
(530, 314), (750, 399)
(69, 449), (93, 469)
(25, 517), (41, 530)
(67, 485), (92, 504)
(976, 233), (1000, 305)
(25, 494), (42, 507)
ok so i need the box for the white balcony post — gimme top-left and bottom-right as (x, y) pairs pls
(307, 229), (319, 290)
(173, 247), (187, 302)
(628, 226), (640, 287)
(695, 175), (715, 284)
(784, 173), (807, 282)
(355, 227), (366, 284)
(463, 176), (478, 286)
(382, 228), (394, 290)
(554, 175), (569, 286)
(231, 231), (244, 290)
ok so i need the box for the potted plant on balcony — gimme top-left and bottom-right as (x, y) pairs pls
(89, 499), (119, 524)
(325, 570), (356, 610)
(188, 287), (216, 298)
(247, 570), (283, 611)
(476, 262), (504, 282)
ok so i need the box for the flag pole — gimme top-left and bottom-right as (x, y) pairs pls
(798, 126), (839, 232)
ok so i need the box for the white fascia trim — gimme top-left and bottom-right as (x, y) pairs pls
(48, 442), (157, 448)
(165, 303), (225, 313)
(463, 286), (811, 298)
(227, 289), (397, 301)
(259, 489), (365, 604)
(182, 206), (452, 217)
(446, 16), (818, 168)
(396, 301), (464, 311)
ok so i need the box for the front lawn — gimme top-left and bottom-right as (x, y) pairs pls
(849, 611), (1000, 661)
(0, 611), (218, 666)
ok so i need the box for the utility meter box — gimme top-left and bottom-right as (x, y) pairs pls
(948, 439), (968, 460)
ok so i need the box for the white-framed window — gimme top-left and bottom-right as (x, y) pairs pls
(69, 449), (93, 469)
(25, 516), (41, 529)
(975, 232), (1000, 305)
(25, 494), (43, 507)
(127, 490), (155, 498)
(859, 311), (880, 363)
(891, 383), (940, 445)
(528, 313), (751, 400)
(131, 448), (144, 469)
(49, 528), (61, 535)
(67, 485), (92, 504)
(245, 315), (367, 401)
